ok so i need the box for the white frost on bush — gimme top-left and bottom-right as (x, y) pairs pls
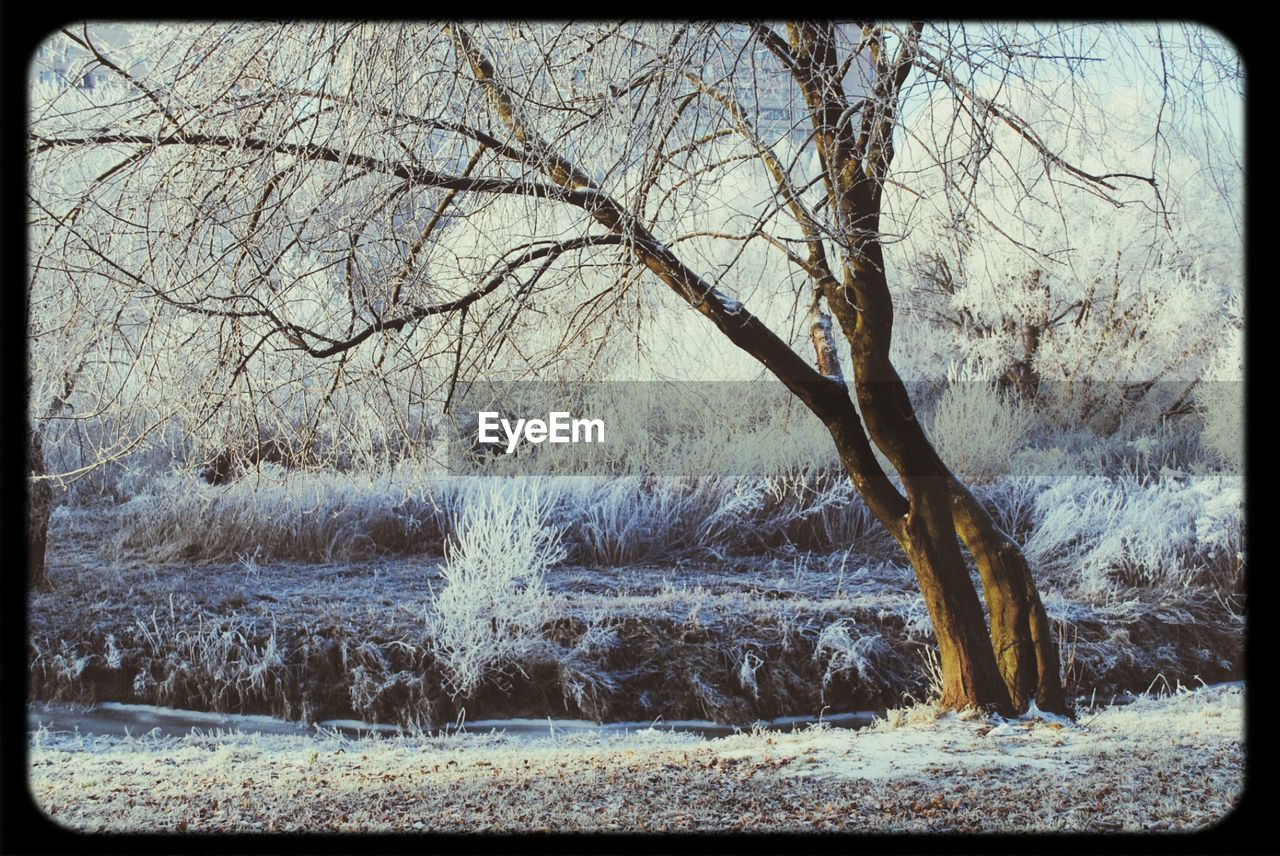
(814, 619), (890, 689)
(929, 363), (1036, 482)
(1196, 327), (1244, 471)
(429, 480), (564, 697)
(1024, 475), (1243, 594)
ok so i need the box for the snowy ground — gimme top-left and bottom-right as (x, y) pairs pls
(27, 682), (1243, 833)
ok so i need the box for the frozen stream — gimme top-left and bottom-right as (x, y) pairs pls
(28, 701), (878, 741)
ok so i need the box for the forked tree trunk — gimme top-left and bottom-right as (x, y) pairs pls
(782, 21), (1069, 716)
(827, 402), (1066, 715)
(827, 390), (1055, 713)
(828, 283), (1066, 715)
(897, 481), (1014, 711)
(951, 485), (1067, 712)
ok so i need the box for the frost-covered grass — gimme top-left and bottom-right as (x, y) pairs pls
(31, 504), (1242, 730)
(28, 535), (933, 728)
(26, 682), (1243, 832)
(110, 462), (451, 563)
(78, 355), (1241, 586)
(130, 611), (288, 714)
(111, 467), (897, 567)
(34, 422), (1245, 731)
(1024, 475), (1244, 593)
(108, 464), (1243, 603)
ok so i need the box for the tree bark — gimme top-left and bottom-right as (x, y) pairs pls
(951, 483), (1068, 713)
(898, 480), (1014, 711)
(27, 424), (53, 590)
(820, 394), (1014, 713)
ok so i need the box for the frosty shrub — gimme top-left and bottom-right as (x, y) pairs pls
(889, 88), (1241, 429)
(429, 481), (564, 697)
(929, 365), (1036, 482)
(814, 619), (896, 692)
(1024, 475), (1243, 594)
(1196, 330), (1244, 471)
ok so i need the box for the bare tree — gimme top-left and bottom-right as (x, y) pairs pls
(27, 21), (1239, 713)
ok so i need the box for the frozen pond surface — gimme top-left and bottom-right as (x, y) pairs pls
(28, 701), (877, 741)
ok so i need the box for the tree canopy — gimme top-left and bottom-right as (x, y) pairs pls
(27, 22), (1242, 479)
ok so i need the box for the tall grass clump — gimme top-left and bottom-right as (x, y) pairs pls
(549, 470), (890, 564)
(132, 610), (289, 715)
(812, 619), (904, 701)
(928, 365), (1036, 482)
(110, 465), (896, 567)
(550, 476), (720, 565)
(428, 480), (564, 697)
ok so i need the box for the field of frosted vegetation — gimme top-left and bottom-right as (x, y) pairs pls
(30, 380), (1244, 731)
(26, 19), (1245, 735)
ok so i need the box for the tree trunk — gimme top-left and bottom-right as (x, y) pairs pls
(822, 398), (1015, 714)
(27, 424), (53, 590)
(827, 399), (1066, 715)
(951, 484), (1068, 713)
(898, 480), (1014, 712)
(780, 20), (1068, 716)
(833, 327), (1066, 715)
